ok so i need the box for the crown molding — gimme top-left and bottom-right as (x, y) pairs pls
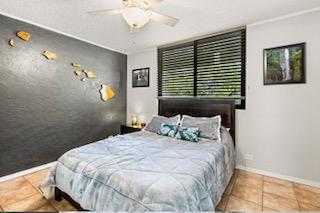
(248, 7), (320, 27)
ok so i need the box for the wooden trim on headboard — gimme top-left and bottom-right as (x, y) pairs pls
(158, 98), (236, 144)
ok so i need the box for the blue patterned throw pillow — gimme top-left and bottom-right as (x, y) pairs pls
(175, 126), (200, 142)
(158, 123), (178, 138)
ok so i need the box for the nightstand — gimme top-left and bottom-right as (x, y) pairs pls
(120, 125), (142, 135)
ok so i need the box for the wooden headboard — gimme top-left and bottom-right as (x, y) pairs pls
(158, 98), (236, 144)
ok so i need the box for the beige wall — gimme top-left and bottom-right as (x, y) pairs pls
(127, 48), (158, 125)
(127, 10), (320, 184)
(237, 10), (320, 183)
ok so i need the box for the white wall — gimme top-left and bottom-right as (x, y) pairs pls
(127, 48), (158, 125)
(238, 10), (320, 183)
(127, 10), (320, 184)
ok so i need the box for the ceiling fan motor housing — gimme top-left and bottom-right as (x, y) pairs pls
(88, 0), (178, 30)
(123, 0), (150, 10)
(122, 0), (152, 28)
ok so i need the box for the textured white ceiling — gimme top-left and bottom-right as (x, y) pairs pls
(0, 0), (319, 54)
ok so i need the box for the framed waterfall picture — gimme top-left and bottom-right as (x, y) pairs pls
(263, 43), (306, 85)
(132, 67), (150, 88)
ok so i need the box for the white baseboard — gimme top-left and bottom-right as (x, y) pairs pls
(0, 161), (57, 183)
(236, 165), (320, 188)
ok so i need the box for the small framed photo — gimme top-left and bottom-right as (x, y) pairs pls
(264, 43), (306, 85)
(132, 67), (150, 88)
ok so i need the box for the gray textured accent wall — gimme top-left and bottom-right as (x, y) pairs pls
(0, 14), (127, 177)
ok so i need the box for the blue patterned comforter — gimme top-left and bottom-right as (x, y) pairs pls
(41, 128), (235, 211)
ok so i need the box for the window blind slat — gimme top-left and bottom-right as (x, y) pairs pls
(158, 29), (246, 109)
(196, 30), (245, 108)
(159, 44), (194, 97)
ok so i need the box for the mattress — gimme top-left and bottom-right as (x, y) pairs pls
(41, 128), (235, 211)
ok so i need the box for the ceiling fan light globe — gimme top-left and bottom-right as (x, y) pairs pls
(122, 7), (151, 29)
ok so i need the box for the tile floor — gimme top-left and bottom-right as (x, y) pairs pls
(216, 170), (320, 212)
(0, 168), (77, 212)
(0, 168), (319, 212)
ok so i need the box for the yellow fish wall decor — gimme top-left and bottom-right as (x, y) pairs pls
(9, 39), (15, 47)
(74, 71), (82, 77)
(43, 51), (57, 60)
(17, 31), (31, 41)
(100, 85), (115, 102)
(83, 69), (96, 78)
(71, 63), (81, 68)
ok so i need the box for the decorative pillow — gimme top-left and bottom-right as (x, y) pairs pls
(175, 126), (200, 142)
(158, 123), (178, 138)
(144, 115), (180, 133)
(180, 115), (222, 141)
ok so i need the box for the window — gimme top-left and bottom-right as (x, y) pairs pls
(158, 29), (246, 109)
(158, 43), (194, 97)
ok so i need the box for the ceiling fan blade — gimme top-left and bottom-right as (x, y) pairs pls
(150, 11), (179, 27)
(144, 0), (163, 6)
(88, 9), (122, 16)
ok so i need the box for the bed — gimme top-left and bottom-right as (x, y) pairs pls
(41, 99), (236, 211)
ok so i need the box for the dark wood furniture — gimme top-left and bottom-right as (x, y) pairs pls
(55, 98), (236, 210)
(55, 187), (85, 210)
(120, 125), (142, 134)
(159, 98), (236, 144)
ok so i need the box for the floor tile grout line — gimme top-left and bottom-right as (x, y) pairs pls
(237, 170), (300, 211)
(264, 179), (294, 188)
(262, 179), (301, 202)
(222, 169), (320, 212)
(1, 191), (39, 209)
(24, 176), (41, 190)
(298, 201), (320, 210)
(223, 196), (230, 211)
(0, 177), (40, 209)
(262, 176), (264, 210)
(23, 172), (59, 212)
(224, 171), (237, 211)
(292, 184), (302, 211)
(232, 170), (265, 207)
(231, 181), (264, 205)
(293, 184), (320, 209)
(229, 194), (263, 210)
(230, 192), (263, 207)
(224, 172), (238, 211)
(263, 191), (302, 211)
(234, 179), (264, 190)
(46, 199), (61, 212)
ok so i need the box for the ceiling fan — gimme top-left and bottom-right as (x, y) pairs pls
(88, 0), (179, 31)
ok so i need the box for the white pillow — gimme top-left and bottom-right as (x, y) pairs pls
(180, 115), (222, 141)
(144, 115), (180, 134)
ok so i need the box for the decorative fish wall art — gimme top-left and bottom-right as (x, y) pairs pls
(42, 50), (57, 60)
(71, 63), (81, 68)
(100, 85), (115, 102)
(9, 39), (15, 47)
(5, 30), (116, 102)
(83, 69), (96, 78)
(74, 71), (82, 77)
(16, 31), (31, 41)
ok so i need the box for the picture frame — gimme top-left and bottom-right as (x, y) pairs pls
(132, 67), (150, 88)
(263, 43), (306, 85)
